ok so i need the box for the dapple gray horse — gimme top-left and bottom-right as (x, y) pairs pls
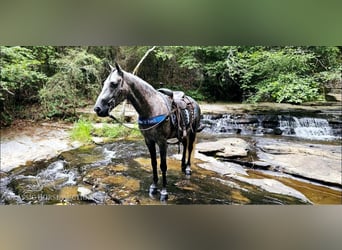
(94, 63), (201, 201)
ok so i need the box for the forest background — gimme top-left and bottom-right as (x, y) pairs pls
(0, 46), (341, 127)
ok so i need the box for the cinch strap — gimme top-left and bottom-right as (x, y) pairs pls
(138, 114), (168, 125)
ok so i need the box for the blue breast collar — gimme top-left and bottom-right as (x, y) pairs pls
(138, 114), (168, 125)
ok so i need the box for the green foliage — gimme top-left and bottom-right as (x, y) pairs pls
(0, 46), (47, 99)
(95, 124), (128, 138)
(94, 123), (142, 139)
(158, 46), (340, 104)
(249, 73), (324, 104)
(1, 46), (341, 127)
(226, 46), (341, 103)
(154, 47), (174, 61)
(173, 46), (243, 101)
(70, 118), (93, 142)
(39, 48), (103, 118)
(185, 89), (206, 101)
(0, 46), (48, 125)
(70, 118), (142, 142)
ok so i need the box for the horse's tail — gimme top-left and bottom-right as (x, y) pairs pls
(192, 101), (204, 133)
(196, 123), (205, 132)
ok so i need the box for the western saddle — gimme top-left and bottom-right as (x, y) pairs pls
(158, 88), (194, 140)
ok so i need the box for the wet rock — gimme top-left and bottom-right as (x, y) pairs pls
(208, 114), (223, 120)
(8, 175), (40, 196)
(59, 145), (102, 166)
(59, 186), (78, 200)
(0, 126), (78, 172)
(1, 190), (23, 204)
(108, 194), (123, 204)
(107, 164), (128, 172)
(92, 137), (104, 144)
(196, 138), (250, 158)
(212, 177), (248, 192)
(196, 141), (225, 154)
(83, 168), (107, 185)
(233, 176), (311, 203)
(235, 117), (259, 124)
(87, 191), (107, 204)
(257, 138), (342, 186)
(261, 128), (274, 134)
(135, 157), (184, 172)
(195, 152), (248, 176)
(250, 161), (272, 169)
(77, 186), (92, 197)
(102, 175), (140, 191)
(194, 150), (312, 203)
(273, 127), (283, 135)
(0, 171), (8, 178)
(82, 164), (140, 203)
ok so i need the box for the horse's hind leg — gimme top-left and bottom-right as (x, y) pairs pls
(159, 142), (168, 201)
(181, 138), (188, 174)
(146, 141), (158, 195)
(185, 132), (196, 176)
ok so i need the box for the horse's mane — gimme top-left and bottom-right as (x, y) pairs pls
(124, 71), (157, 93)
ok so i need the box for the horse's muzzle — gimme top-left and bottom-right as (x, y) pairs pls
(94, 106), (109, 117)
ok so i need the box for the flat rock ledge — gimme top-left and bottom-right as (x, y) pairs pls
(196, 137), (342, 188)
(196, 138), (250, 158)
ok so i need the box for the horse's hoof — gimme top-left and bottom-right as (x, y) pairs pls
(149, 184), (158, 195)
(160, 189), (168, 201)
(185, 167), (192, 176)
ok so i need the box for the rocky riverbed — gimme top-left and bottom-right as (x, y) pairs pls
(1, 103), (341, 205)
(0, 121), (82, 172)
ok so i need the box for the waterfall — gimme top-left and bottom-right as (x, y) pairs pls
(202, 113), (339, 140)
(273, 116), (335, 140)
(289, 117), (334, 140)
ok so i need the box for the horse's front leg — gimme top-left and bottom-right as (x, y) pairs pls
(146, 140), (158, 195)
(159, 142), (168, 201)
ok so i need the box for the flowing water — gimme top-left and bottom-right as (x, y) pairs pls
(1, 113), (341, 205)
(201, 113), (341, 140)
(0, 140), (312, 205)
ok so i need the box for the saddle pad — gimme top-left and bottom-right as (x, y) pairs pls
(138, 114), (168, 125)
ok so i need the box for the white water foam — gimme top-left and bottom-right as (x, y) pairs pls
(280, 117), (335, 140)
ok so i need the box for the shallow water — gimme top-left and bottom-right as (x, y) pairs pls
(1, 134), (340, 205)
(1, 110), (341, 205)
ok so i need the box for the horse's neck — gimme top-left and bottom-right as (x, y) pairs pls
(124, 73), (164, 118)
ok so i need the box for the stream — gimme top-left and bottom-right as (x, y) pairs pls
(1, 108), (341, 205)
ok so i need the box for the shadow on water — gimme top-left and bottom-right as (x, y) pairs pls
(3, 135), (335, 205)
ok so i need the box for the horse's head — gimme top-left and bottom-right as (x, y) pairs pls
(94, 62), (128, 117)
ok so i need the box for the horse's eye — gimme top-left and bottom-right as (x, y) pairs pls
(110, 81), (119, 88)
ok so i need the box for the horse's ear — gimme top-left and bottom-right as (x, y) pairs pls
(109, 64), (114, 71)
(115, 62), (123, 77)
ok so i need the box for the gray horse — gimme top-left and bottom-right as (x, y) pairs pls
(94, 63), (201, 201)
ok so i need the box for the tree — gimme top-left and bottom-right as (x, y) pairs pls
(0, 46), (47, 125)
(39, 48), (103, 118)
(225, 46), (341, 103)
